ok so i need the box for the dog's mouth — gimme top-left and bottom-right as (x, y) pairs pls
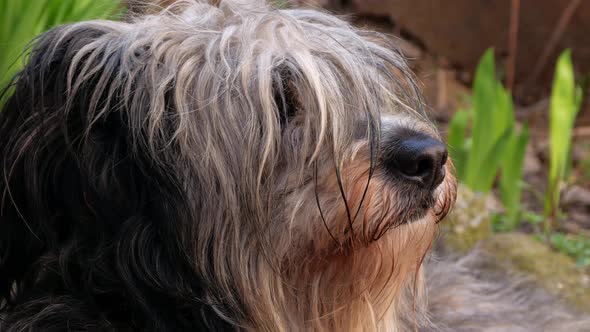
(307, 154), (458, 246)
(419, 195), (436, 211)
(395, 175), (457, 226)
(393, 196), (434, 227)
(406, 195), (434, 219)
(430, 175), (457, 223)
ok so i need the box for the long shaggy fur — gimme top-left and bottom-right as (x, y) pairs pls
(0, 0), (587, 331)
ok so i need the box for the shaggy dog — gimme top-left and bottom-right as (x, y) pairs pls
(0, 1), (588, 331)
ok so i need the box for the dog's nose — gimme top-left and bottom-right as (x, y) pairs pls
(386, 133), (448, 190)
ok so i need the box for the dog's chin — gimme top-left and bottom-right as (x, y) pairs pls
(390, 191), (436, 225)
(401, 206), (431, 225)
(399, 183), (456, 227)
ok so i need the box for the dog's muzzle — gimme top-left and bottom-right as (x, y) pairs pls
(381, 128), (448, 192)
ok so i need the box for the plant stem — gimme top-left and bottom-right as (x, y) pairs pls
(506, 0), (520, 91)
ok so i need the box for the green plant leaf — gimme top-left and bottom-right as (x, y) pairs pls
(447, 109), (471, 181)
(474, 126), (513, 192)
(499, 125), (529, 229)
(465, 49), (497, 190)
(549, 232), (590, 267)
(1, 0), (122, 99)
(464, 49), (515, 192)
(544, 50), (583, 224)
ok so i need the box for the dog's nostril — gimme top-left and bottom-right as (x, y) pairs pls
(388, 134), (448, 190)
(415, 157), (433, 177)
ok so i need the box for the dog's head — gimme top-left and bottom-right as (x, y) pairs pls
(0, 1), (456, 330)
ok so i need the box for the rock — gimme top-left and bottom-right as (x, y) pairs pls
(478, 233), (590, 313)
(570, 211), (590, 229)
(562, 185), (590, 211)
(439, 185), (590, 312)
(535, 140), (549, 164)
(443, 185), (499, 253)
(560, 219), (590, 237)
(559, 220), (583, 235)
(522, 144), (542, 176)
(571, 141), (590, 165)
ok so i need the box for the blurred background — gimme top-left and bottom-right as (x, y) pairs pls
(1, 0), (589, 314)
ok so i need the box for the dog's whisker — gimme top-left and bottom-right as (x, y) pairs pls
(314, 161), (340, 247)
(334, 162), (355, 239)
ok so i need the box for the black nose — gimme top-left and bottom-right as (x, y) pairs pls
(386, 133), (448, 190)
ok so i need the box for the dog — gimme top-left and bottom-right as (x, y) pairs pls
(0, 1), (588, 331)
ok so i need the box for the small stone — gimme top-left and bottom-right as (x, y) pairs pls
(523, 144), (542, 175)
(559, 221), (582, 234)
(535, 140), (549, 163)
(562, 185), (590, 210)
(570, 211), (590, 228)
(571, 142), (590, 165)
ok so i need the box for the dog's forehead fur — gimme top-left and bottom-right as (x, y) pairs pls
(63, 0), (424, 163)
